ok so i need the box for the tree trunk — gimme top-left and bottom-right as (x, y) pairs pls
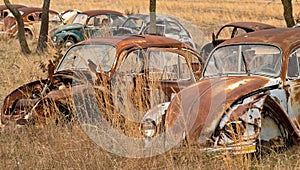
(281, 0), (295, 27)
(36, 0), (50, 53)
(149, 0), (156, 34)
(4, 0), (31, 54)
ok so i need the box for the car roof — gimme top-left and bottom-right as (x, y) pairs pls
(0, 4), (26, 11)
(17, 7), (58, 15)
(221, 21), (276, 31)
(77, 34), (200, 56)
(220, 28), (300, 53)
(80, 10), (125, 17)
(126, 13), (180, 23)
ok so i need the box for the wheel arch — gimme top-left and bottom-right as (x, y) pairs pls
(63, 32), (80, 43)
(262, 95), (300, 140)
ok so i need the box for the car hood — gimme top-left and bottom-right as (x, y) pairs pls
(165, 76), (276, 142)
(55, 23), (84, 33)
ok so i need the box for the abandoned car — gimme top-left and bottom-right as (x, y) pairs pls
(141, 28), (300, 155)
(0, 4), (26, 19)
(114, 13), (197, 49)
(1, 34), (204, 128)
(0, 4), (27, 30)
(51, 10), (127, 47)
(200, 21), (276, 59)
(59, 9), (81, 25)
(1, 7), (61, 39)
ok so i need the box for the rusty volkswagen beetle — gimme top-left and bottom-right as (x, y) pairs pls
(1, 7), (61, 39)
(142, 28), (300, 155)
(1, 34), (204, 128)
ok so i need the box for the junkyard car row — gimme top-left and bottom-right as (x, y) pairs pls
(2, 4), (300, 156)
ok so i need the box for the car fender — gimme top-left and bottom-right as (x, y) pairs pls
(1, 79), (47, 125)
(56, 31), (81, 43)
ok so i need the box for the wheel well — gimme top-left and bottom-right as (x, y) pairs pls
(24, 28), (33, 35)
(24, 28), (32, 34)
(257, 101), (294, 153)
(64, 35), (77, 43)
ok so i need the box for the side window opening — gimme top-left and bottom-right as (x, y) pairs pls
(28, 15), (34, 21)
(288, 51), (299, 78)
(118, 49), (145, 74)
(148, 49), (191, 81)
(217, 26), (234, 39)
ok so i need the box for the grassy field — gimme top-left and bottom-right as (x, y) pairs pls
(1, 0), (300, 169)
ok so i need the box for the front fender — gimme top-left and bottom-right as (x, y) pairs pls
(1, 79), (47, 125)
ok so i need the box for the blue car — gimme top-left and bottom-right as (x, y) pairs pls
(51, 10), (127, 47)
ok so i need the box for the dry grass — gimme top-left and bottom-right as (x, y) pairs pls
(1, 0), (300, 169)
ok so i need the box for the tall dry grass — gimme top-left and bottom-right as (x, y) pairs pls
(1, 0), (300, 169)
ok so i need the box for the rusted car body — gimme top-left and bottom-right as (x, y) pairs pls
(0, 4), (27, 31)
(0, 4), (26, 20)
(1, 34), (204, 128)
(200, 21), (276, 59)
(142, 28), (300, 154)
(51, 10), (127, 47)
(114, 13), (197, 49)
(1, 7), (61, 39)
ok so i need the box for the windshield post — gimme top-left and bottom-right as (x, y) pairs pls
(241, 52), (250, 75)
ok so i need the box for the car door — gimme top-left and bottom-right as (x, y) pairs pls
(145, 48), (201, 100)
(111, 47), (201, 120)
(285, 48), (300, 130)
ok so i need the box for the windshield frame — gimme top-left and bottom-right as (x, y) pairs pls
(203, 43), (283, 78)
(56, 43), (117, 73)
(72, 13), (88, 25)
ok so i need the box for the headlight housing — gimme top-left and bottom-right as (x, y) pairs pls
(141, 118), (157, 138)
(53, 36), (57, 42)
